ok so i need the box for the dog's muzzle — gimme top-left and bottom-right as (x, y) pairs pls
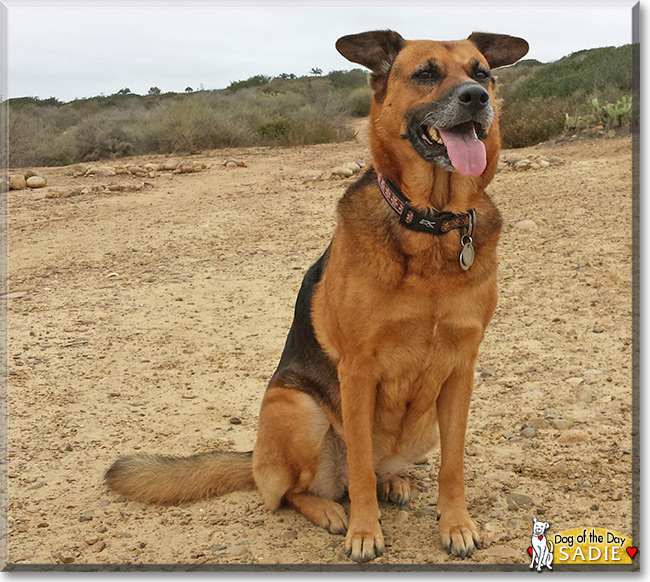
(406, 83), (495, 177)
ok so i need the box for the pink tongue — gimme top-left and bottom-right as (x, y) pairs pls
(438, 124), (486, 177)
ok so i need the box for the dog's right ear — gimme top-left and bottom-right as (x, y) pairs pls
(336, 30), (406, 101)
(532, 517), (538, 524)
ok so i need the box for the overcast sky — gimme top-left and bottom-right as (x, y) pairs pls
(4, 1), (636, 102)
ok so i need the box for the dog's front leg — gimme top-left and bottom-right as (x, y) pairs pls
(436, 364), (482, 558)
(529, 545), (537, 569)
(339, 360), (383, 563)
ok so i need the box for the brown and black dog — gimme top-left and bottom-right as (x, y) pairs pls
(106, 30), (528, 563)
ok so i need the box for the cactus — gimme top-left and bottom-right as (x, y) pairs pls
(565, 95), (633, 133)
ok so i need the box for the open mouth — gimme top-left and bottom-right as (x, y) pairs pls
(414, 120), (488, 177)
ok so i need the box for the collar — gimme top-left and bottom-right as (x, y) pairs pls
(377, 173), (474, 236)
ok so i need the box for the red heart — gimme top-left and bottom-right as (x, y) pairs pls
(626, 547), (638, 559)
(538, 535), (543, 540)
(527, 547), (533, 556)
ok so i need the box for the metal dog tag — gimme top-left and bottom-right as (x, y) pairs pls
(460, 237), (474, 270)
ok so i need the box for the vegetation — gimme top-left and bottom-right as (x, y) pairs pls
(497, 44), (633, 148)
(7, 44), (634, 167)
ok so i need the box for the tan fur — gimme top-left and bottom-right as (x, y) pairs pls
(105, 452), (255, 505)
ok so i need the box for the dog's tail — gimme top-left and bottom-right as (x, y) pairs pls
(105, 451), (256, 505)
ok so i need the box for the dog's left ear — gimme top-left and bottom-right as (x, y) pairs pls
(336, 30), (406, 100)
(467, 32), (529, 69)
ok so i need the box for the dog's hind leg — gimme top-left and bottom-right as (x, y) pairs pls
(252, 385), (348, 532)
(377, 475), (411, 507)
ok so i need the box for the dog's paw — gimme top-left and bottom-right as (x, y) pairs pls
(378, 475), (411, 507)
(316, 499), (349, 535)
(437, 506), (481, 559)
(344, 519), (385, 563)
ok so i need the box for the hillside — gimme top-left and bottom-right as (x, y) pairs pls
(6, 44), (634, 167)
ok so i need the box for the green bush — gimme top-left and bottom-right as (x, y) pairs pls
(347, 87), (373, 117)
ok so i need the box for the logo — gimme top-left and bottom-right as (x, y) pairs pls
(526, 520), (637, 567)
(528, 517), (554, 571)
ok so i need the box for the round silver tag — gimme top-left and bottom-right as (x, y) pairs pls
(460, 242), (475, 270)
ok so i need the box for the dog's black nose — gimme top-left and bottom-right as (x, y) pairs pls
(457, 84), (489, 113)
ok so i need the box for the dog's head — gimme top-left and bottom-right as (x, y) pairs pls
(532, 517), (551, 536)
(336, 30), (528, 179)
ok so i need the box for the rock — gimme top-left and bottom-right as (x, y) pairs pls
(513, 219), (537, 229)
(107, 184), (126, 192)
(514, 159), (532, 170)
(59, 552), (75, 564)
(577, 388), (593, 403)
(9, 175), (27, 190)
(331, 165), (354, 178)
(193, 162), (206, 171)
(225, 158), (246, 168)
(94, 541), (106, 553)
(24, 169), (41, 179)
(539, 160), (551, 168)
(26, 176), (47, 188)
(343, 161), (361, 174)
(79, 515), (93, 522)
(228, 545), (249, 558)
(114, 166), (129, 175)
(86, 166), (115, 177)
(505, 153), (525, 164)
(97, 525), (107, 533)
(225, 161), (238, 169)
(506, 492), (533, 510)
(394, 510), (409, 524)
(551, 419), (573, 431)
(128, 165), (148, 177)
(521, 427), (536, 438)
(557, 429), (588, 444)
(565, 377), (584, 387)
(229, 416), (242, 425)
(180, 164), (195, 174)
(85, 535), (99, 545)
(526, 418), (549, 430)
(164, 160), (180, 171)
(592, 326), (605, 333)
(282, 529), (298, 541)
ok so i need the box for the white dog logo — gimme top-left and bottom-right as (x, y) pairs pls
(529, 517), (554, 571)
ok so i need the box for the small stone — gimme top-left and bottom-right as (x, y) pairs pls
(97, 525), (107, 533)
(26, 176), (47, 188)
(59, 552), (75, 564)
(506, 492), (533, 510)
(229, 545), (249, 558)
(521, 427), (536, 438)
(557, 430), (588, 444)
(229, 417), (242, 425)
(504, 153), (524, 164)
(94, 541), (106, 553)
(283, 529), (298, 540)
(331, 165), (354, 178)
(37, 522), (49, 528)
(582, 480), (591, 487)
(85, 535), (99, 545)
(114, 497), (126, 503)
(593, 326), (605, 333)
(577, 388), (593, 403)
(565, 377), (584, 387)
(526, 418), (549, 430)
(225, 161), (238, 169)
(394, 510), (409, 524)
(9, 175), (27, 190)
(79, 515), (93, 522)
(513, 219), (537, 229)
(551, 419), (573, 431)
(180, 164), (195, 174)
(164, 160), (180, 171)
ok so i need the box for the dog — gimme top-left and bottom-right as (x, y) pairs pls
(530, 518), (554, 570)
(106, 30), (528, 563)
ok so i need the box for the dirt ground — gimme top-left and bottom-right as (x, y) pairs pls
(5, 119), (634, 568)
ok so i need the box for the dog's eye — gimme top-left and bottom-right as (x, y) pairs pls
(413, 69), (438, 82)
(474, 70), (490, 82)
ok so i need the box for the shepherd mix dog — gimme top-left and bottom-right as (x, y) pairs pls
(106, 30), (529, 563)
